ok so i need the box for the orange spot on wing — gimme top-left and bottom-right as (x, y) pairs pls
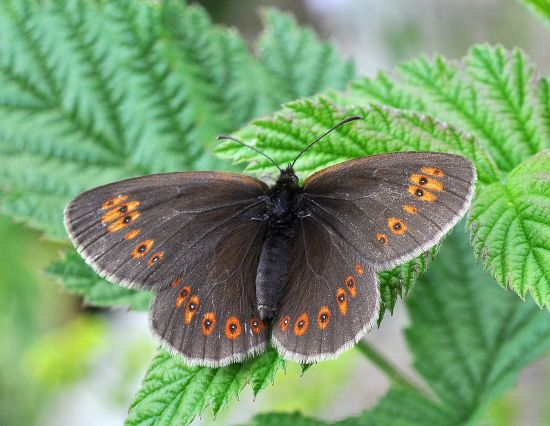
(410, 174), (444, 191)
(403, 204), (418, 215)
(101, 201), (140, 224)
(345, 275), (357, 298)
(280, 315), (291, 332)
(131, 239), (154, 259)
(147, 251), (164, 267)
(336, 288), (348, 316)
(107, 211), (140, 233)
(408, 185), (437, 202)
(421, 166), (445, 177)
(224, 316), (242, 339)
(124, 229), (141, 240)
(184, 295), (200, 324)
(250, 318), (266, 335)
(175, 285), (190, 308)
(293, 313), (309, 336)
(170, 278), (182, 288)
(376, 233), (388, 245)
(102, 195), (128, 210)
(317, 306), (331, 330)
(388, 217), (407, 235)
(201, 312), (216, 336)
(355, 264), (364, 275)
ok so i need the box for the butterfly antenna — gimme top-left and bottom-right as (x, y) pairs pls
(290, 116), (363, 168)
(217, 135), (283, 172)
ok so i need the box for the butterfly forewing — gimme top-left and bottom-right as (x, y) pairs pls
(302, 152), (476, 271)
(65, 171), (270, 366)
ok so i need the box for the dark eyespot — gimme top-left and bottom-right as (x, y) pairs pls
(123, 216), (131, 224)
(151, 255), (159, 263)
(204, 319), (212, 328)
(138, 245), (146, 252)
(338, 294), (345, 302)
(419, 176), (428, 185)
(188, 303), (196, 311)
(415, 188), (424, 197)
(284, 318), (289, 324)
(320, 314), (327, 322)
(230, 323), (237, 333)
(119, 206), (128, 213)
(298, 320), (305, 328)
(393, 222), (401, 230)
(252, 320), (258, 327)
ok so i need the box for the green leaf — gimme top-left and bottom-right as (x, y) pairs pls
(349, 45), (549, 173)
(274, 230), (550, 425)
(404, 230), (550, 423)
(0, 0), (355, 241)
(126, 348), (285, 426)
(250, 412), (326, 426)
(47, 251), (152, 311)
(520, 0), (550, 28)
(468, 150), (550, 309)
(256, 9), (354, 110)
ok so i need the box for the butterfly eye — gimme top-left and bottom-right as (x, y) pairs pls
(224, 316), (242, 339)
(388, 218), (407, 235)
(250, 318), (265, 334)
(280, 315), (291, 332)
(293, 313), (309, 336)
(408, 185), (437, 202)
(336, 288), (348, 316)
(184, 295), (200, 324)
(175, 286), (191, 308)
(376, 233), (388, 245)
(345, 275), (357, 298)
(317, 306), (331, 330)
(147, 251), (164, 267)
(410, 174), (444, 191)
(201, 313), (216, 336)
(132, 239), (154, 258)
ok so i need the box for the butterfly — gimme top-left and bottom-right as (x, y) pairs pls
(64, 116), (476, 367)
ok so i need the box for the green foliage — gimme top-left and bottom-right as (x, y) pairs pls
(253, 231), (550, 425)
(47, 251), (152, 310)
(0, 0), (354, 240)
(24, 316), (106, 390)
(346, 45), (550, 310)
(126, 348), (284, 425)
(469, 151), (550, 308)
(521, 0), (550, 27)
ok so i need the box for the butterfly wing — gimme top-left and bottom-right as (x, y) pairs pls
(271, 215), (379, 363)
(272, 152), (475, 362)
(64, 171), (270, 366)
(301, 152), (476, 271)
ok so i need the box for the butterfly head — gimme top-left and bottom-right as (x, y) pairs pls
(278, 165), (299, 188)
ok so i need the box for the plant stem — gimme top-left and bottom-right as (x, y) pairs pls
(356, 340), (430, 398)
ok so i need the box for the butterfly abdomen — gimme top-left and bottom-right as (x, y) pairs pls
(256, 167), (301, 321)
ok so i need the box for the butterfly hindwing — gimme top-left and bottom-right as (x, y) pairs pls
(151, 220), (269, 366)
(302, 152), (476, 271)
(65, 171), (270, 366)
(272, 215), (379, 363)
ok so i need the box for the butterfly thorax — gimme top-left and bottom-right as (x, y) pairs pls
(255, 166), (302, 321)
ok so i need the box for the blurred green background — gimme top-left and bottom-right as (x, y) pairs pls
(1, 0), (549, 425)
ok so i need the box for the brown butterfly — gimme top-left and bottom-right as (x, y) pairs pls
(64, 117), (476, 366)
